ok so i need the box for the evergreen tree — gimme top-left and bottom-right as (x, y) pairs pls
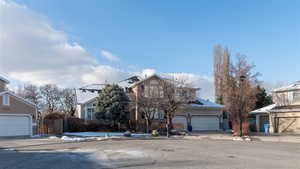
(95, 84), (130, 129)
(255, 85), (273, 109)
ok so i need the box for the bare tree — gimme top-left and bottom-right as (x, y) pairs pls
(224, 55), (259, 136)
(16, 84), (41, 108)
(160, 78), (194, 137)
(130, 96), (161, 133)
(60, 88), (77, 117)
(213, 45), (230, 104)
(40, 84), (61, 114)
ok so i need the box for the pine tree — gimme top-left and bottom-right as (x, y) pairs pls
(95, 84), (130, 130)
(255, 85), (273, 109)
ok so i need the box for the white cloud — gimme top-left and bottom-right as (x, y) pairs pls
(100, 50), (120, 62)
(0, 0), (215, 100)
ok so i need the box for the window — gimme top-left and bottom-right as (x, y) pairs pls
(287, 92), (294, 103)
(2, 94), (10, 106)
(87, 108), (94, 120)
(293, 91), (300, 101)
(151, 109), (164, 120)
(144, 85), (164, 98)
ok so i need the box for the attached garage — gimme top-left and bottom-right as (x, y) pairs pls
(191, 116), (220, 131)
(173, 116), (187, 130)
(174, 98), (224, 132)
(0, 114), (32, 137)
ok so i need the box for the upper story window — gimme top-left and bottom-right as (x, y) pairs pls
(144, 85), (164, 98)
(2, 94), (10, 106)
(293, 91), (300, 101)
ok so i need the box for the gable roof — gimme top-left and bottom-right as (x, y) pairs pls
(76, 89), (99, 104)
(273, 81), (300, 92)
(0, 91), (36, 108)
(0, 76), (10, 84)
(128, 74), (161, 88)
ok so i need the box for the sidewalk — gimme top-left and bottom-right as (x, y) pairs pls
(183, 132), (300, 143)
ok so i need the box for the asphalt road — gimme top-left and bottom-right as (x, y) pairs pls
(0, 138), (299, 169)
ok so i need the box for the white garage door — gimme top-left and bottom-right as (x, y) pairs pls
(191, 116), (219, 131)
(0, 115), (32, 136)
(173, 116), (187, 129)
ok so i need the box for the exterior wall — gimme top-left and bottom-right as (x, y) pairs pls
(269, 111), (300, 133)
(0, 94), (36, 122)
(273, 90), (300, 107)
(0, 81), (6, 91)
(128, 75), (198, 122)
(77, 100), (97, 120)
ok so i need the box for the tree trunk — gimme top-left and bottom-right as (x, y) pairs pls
(166, 113), (170, 138)
(146, 119), (149, 133)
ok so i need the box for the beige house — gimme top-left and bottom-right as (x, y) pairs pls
(127, 74), (224, 131)
(0, 76), (37, 137)
(250, 81), (300, 133)
(76, 74), (224, 131)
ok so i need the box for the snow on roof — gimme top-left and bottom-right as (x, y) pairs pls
(76, 84), (104, 104)
(249, 104), (276, 114)
(188, 98), (224, 109)
(76, 89), (98, 104)
(0, 75), (9, 84)
(273, 81), (300, 92)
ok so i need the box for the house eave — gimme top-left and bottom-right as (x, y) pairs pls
(0, 91), (37, 108)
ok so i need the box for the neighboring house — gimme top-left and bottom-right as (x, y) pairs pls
(250, 81), (300, 133)
(0, 76), (37, 137)
(127, 74), (224, 131)
(75, 84), (101, 121)
(76, 74), (224, 131)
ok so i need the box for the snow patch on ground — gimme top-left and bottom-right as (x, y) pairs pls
(110, 149), (146, 158)
(64, 132), (151, 137)
(48, 136), (59, 139)
(61, 136), (87, 142)
(2, 148), (16, 151)
(31, 135), (42, 138)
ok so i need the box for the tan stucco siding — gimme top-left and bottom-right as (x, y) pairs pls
(0, 95), (36, 121)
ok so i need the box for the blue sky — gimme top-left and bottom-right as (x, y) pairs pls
(12, 0), (299, 83)
(0, 0), (299, 99)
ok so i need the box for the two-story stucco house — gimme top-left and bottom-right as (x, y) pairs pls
(76, 74), (224, 131)
(250, 81), (300, 133)
(0, 75), (37, 137)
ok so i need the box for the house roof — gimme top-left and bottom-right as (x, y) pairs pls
(0, 91), (36, 108)
(249, 104), (276, 114)
(76, 84), (104, 104)
(128, 74), (160, 88)
(0, 75), (10, 84)
(273, 81), (300, 92)
(187, 98), (224, 109)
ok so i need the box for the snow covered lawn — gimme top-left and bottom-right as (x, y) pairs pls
(63, 132), (151, 137)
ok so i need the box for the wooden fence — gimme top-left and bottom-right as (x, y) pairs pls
(38, 119), (63, 135)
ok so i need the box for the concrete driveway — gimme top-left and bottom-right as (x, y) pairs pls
(0, 138), (299, 169)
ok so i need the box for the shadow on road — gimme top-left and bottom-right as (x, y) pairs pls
(0, 150), (106, 169)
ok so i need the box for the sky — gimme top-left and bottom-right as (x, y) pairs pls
(0, 0), (299, 100)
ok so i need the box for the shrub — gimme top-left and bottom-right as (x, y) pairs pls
(44, 112), (65, 120)
(86, 122), (100, 131)
(67, 117), (86, 132)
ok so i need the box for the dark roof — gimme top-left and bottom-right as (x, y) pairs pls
(0, 76), (9, 84)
